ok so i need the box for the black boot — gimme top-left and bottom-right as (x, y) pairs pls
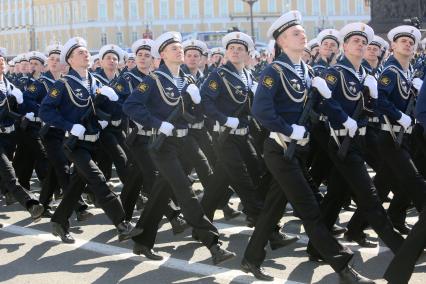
(222, 203), (241, 220)
(269, 231), (299, 250)
(52, 222), (75, 244)
(344, 232), (377, 248)
(76, 209), (94, 222)
(28, 204), (44, 222)
(332, 224), (348, 235)
(170, 215), (189, 235)
(133, 243), (164, 260)
(241, 258), (274, 281)
(209, 243), (236, 265)
(338, 265), (375, 283)
(116, 221), (143, 242)
(5, 192), (17, 205)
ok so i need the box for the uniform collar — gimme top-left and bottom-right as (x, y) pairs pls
(361, 59), (373, 73)
(383, 55), (406, 71)
(131, 67), (147, 78)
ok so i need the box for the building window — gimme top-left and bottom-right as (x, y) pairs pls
(234, 0), (244, 13)
(99, 0), (107, 21)
(129, 0), (138, 20)
(297, 0), (305, 15)
(219, 0), (228, 16)
(341, 0), (349, 15)
(64, 5), (70, 23)
(205, 0), (213, 17)
(33, 7), (39, 25)
(327, 0), (335, 15)
(48, 6), (54, 25)
(72, 1), (79, 23)
(101, 33), (107, 45)
(80, 1), (87, 22)
(145, 0), (153, 20)
(41, 7), (46, 25)
(313, 0), (320, 15)
(160, 0), (168, 19)
(176, 0), (184, 18)
(268, 0), (276, 12)
(114, 0), (123, 20)
(356, 0), (364, 15)
(116, 32), (123, 46)
(253, 1), (260, 12)
(55, 5), (61, 25)
(190, 0), (198, 18)
(131, 31), (138, 43)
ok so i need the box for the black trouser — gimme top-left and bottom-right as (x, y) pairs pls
(38, 128), (87, 212)
(377, 131), (426, 211)
(121, 135), (156, 220)
(309, 122), (334, 189)
(97, 126), (128, 183)
(201, 134), (263, 222)
(384, 205), (426, 284)
(0, 132), (39, 210)
(188, 127), (217, 170)
(313, 134), (404, 254)
(245, 138), (353, 272)
(12, 125), (48, 190)
(51, 140), (125, 228)
(132, 136), (219, 249)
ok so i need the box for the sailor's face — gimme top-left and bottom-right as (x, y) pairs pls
(226, 43), (248, 65)
(101, 52), (119, 71)
(184, 49), (201, 69)
(0, 57), (5, 74)
(320, 39), (339, 57)
(277, 25), (307, 53)
(69, 47), (90, 69)
(392, 37), (416, 57)
(344, 35), (367, 58)
(161, 42), (184, 64)
(136, 49), (153, 69)
(48, 53), (61, 73)
(365, 44), (381, 61)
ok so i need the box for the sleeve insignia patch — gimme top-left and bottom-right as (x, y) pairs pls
(28, 84), (37, 92)
(49, 88), (59, 98)
(137, 83), (149, 93)
(379, 76), (390, 86)
(325, 74), (337, 85)
(208, 80), (218, 91)
(262, 76), (274, 88)
(115, 84), (124, 92)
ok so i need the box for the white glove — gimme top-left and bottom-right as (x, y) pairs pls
(98, 120), (108, 129)
(186, 84), (201, 104)
(397, 112), (412, 130)
(312, 77), (331, 99)
(225, 117), (239, 129)
(24, 112), (34, 120)
(10, 87), (23, 104)
(250, 82), (258, 94)
(70, 124), (86, 139)
(413, 78), (423, 92)
(363, 75), (378, 99)
(343, 116), (358, 138)
(159, 121), (174, 136)
(289, 124), (306, 140)
(98, 86), (118, 102)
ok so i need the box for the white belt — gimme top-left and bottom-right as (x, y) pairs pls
(269, 132), (309, 147)
(28, 116), (42, 122)
(153, 128), (188, 137)
(0, 125), (15, 134)
(381, 124), (413, 134)
(319, 115), (328, 122)
(137, 129), (153, 136)
(111, 119), (122, 127)
(189, 120), (204, 129)
(368, 117), (379, 123)
(331, 126), (366, 136)
(66, 132), (100, 142)
(213, 122), (248, 136)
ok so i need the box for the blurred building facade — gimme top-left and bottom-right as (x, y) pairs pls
(0, 0), (371, 55)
